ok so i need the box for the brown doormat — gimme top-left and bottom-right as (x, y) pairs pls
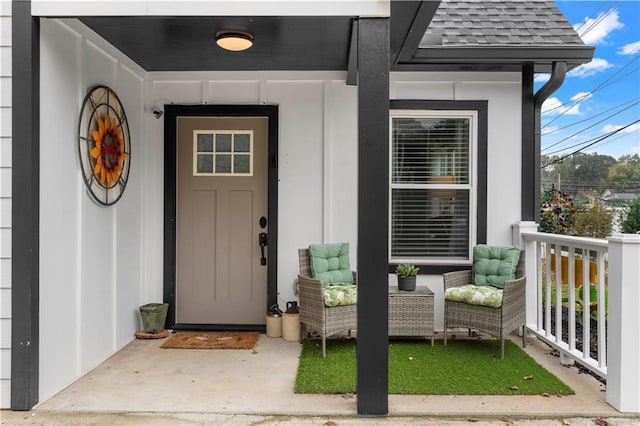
(160, 331), (259, 350)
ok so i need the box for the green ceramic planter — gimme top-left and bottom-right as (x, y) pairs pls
(139, 303), (168, 333)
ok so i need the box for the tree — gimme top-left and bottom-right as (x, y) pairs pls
(541, 153), (617, 200)
(573, 153), (617, 187)
(621, 196), (640, 234)
(541, 154), (578, 187)
(608, 154), (640, 192)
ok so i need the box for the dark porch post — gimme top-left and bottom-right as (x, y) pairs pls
(521, 64), (537, 221)
(11, 0), (40, 410)
(356, 17), (390, 416)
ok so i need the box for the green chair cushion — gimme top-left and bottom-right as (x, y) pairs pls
(323, 284), (357, 307)
(309, 243), (354, 286)
(473, 245), (521, 289)
(445, 284), (504, 308)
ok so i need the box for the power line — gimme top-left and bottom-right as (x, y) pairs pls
(578, 2), (620, 40)
(541, 54), (640, 126)
(572, 1), (612, 35)
(583, 131), (635, 153)
(540, 177), (634, 186)
(544, 125), (630, 156)
(540, 180), (639, 188)
(541, 63), (640, 117)
(540, 175), (640, 190)
(546, 132), (613, 156)
(542, 119), (640, 167)
(542, 97), (640, 135)
(541, 62), (639, 118)
(542, 99), (640, 153)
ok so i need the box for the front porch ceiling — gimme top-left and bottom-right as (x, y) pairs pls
(78, 2), (428, 72)
(79, 3), (426, 73)
(79, 16), (354, 71)
(77, 1), (593, 74)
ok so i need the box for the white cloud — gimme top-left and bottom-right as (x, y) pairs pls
(574, 9), (624, 45)
(568, 58), (613, 78)
(602, 124), (622, 133)
(602, 123), (640, 135)
(541, 97), (562, 115)
(570, 92), (592, 102)
(541, 91), (592, 116)
(619, 41), (640, 55)
(535, 73), (550, 83)
(541, 97), (582, 116)
(626, 123), (640, 135)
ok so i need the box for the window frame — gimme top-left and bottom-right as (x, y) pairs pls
(389, 100), (488, 273)
(192, 129), (254, 177)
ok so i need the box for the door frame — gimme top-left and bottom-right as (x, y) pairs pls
(163, 105), (279, 330)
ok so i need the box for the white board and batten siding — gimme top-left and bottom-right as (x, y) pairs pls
(6, 14), (524, 407)
(36, 19), (363, 405)
(148, 71), (361, 307)
(390, 71), (523, 331)
(1, 0), (13, 409)
(149, 71), (523, 335)
(37, 18), (147, 403)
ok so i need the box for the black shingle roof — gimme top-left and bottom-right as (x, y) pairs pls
(421, 0), (587, 47)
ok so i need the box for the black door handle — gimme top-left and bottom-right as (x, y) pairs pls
(259, 232), (268, 265)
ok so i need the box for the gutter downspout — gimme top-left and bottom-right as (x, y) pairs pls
(532, 61), (567, 222)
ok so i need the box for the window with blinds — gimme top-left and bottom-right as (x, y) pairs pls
(390, 111), (476, 264)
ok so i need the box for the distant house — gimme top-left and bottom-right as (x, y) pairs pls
(4, 0), (594, 415)
(600, 189), (640, 203)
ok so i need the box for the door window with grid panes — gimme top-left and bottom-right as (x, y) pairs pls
(194, 130), (253, 176)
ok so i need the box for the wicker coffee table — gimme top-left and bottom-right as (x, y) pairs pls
(388, 285), (434, 345)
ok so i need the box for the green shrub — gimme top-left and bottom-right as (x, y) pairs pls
(621, 197), (640, 234)
(572, 204), (612, 238)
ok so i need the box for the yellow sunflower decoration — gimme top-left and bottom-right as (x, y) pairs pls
(90, 114), (127, 186)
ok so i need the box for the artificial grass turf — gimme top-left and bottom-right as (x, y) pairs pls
(294, 338), (574, 395)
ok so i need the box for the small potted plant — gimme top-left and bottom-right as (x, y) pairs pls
(395, 264), (419, 291)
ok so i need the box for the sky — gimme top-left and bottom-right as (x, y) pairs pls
(536, 1), (640, 161)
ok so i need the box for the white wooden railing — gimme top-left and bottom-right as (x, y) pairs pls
(522, 231), (608, 378)
(513, 222), (640, 413)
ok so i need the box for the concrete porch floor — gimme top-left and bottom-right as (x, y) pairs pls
(8, 332), (638, 424)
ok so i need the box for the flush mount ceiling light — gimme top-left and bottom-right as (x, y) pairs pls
(216, 30), (254, 52)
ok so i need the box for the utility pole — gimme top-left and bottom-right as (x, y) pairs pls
(557, 173), (561, 191)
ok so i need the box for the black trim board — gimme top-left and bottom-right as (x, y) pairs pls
(390, 100), (488, 252)
(346, 19), (358, 86)
(163, 105), (279, 329)
(409, 46), (595, 73)
(11, 2), (40, 411)
(390, 0), (421, 65)
(394, 0), (440, 65)
(388, 264), (471, 275)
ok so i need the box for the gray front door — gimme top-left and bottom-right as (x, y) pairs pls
(176, 116), (268, 325)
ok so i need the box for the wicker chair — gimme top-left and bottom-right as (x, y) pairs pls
(297, 248), (357, 357)
(443, 250), (526, 359)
